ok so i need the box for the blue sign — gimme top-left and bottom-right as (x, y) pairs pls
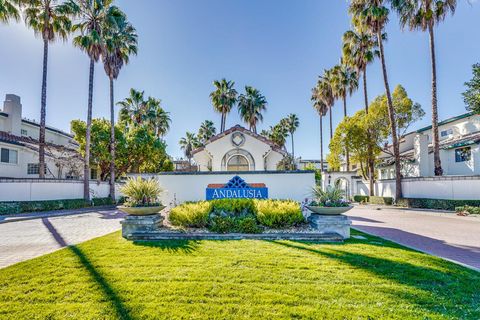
(206, 176), (268, 200)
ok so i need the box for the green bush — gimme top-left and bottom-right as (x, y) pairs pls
(397, 198), (480, 211)
(353, 195), (369, 203)
(369, 196), (393, 206)
(0, 198), (115, 215)
(456, 205), (480, 215)
(169, 201), (211, 228)
(168, 199), (304, 232)
(92, 197), (115, 207)
(254, 199), (304, 228)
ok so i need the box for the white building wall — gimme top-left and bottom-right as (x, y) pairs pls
(134, 172), (315, 208)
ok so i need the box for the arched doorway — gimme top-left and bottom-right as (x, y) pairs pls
(334, 177), (350, 200)
(227, 154), (250, 171)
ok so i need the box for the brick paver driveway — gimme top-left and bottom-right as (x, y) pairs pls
(0, 209), (125, 269)
(347, 206), (480, 270)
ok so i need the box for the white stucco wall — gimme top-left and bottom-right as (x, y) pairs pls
(0, 179), (115, 202)
(133, 172), (315, 208)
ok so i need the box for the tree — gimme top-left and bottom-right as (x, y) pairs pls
(391, 0), (456, 177)
(102, 14), (137, 199)
(179, 132), (200, 167)
(261, 123), (288, 150)
(350, 0), (403, 200)
(66, 0), (124, 201)
(331, 62), (359, 168)
(0, 0), (20, 23)
(311, 87), (328, 169)
(197, 120), (216, 145)
(315, 70), (335, 139)
(143, 97), (171, 138)
(210, 79), (237, 133)
(463, 63), (480, 114)
(22, 0), (72, 179)
(237, 86), (267, 133)
(283, 114), (299, 169)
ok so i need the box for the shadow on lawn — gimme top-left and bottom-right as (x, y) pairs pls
(42, 218), (133, 320)
(270, 240), (480, 318)
(133, 240), (200, 253)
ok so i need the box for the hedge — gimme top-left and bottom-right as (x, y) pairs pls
(369, 196), (394, 206)
(353, 195), (369, 203)
(397, 198), (480, 211)
(456, 206), (480, 215)
(0, 197), (115, 215)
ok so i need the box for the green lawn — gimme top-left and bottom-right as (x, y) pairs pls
(0, 231), (479, 320)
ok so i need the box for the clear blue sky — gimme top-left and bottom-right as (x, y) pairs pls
(1, 1), (479, 159)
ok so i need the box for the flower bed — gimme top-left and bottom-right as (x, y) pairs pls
(169, 199), (305, 234)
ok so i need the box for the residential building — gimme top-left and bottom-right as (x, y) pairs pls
(0, 94), (83, 179)
(378, 112), (480, 179)
(296, 159), (329, 171)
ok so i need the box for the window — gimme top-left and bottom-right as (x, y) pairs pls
(90, 168), (98, 180)
(1, 148), (18, 164)
(455, 147), (471, 162)
(441, 128), (453, 138)
(27, 163), (46, 175)
(21, 129), (28, 136)
(227, 155), (249, 171)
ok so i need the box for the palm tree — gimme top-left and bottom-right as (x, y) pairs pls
(22, 0), (72, 179)
(0, 0), (20, 23)
(102, 15), (137, 200)
(66, 0), (124, 200)
(391, 0), (456, 176)
(118, 88), (146, 127)
(237, 86), (267, 133)
(311, 87), (328, 169)
(315, 70), (335, 139)
(144, 97), (171, 138)
(198, 120), (216, 145)
(179, 132), (200, 168)
(283, 114), (299, 169)
(331, 61), (359, 168)
(210, 79), (237, 133)
(350, 0), (403, 200)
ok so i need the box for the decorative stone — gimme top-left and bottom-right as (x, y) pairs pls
(121, 214), (164, 239)
(307, 214), (352, 239)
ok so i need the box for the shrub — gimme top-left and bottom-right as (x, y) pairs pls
(169, 201), (211, 228)
(456, 205), (480, 215)
(254, 199), (304, 228)
(92, 197), (115, 206)
(369, 196), (393, 206)
(0, 198), (112, 215)
(397, 198), (480, 211)
(120, 177), (163, 207)
(353, 195), (369, 203)
(210, 199), (256, 215)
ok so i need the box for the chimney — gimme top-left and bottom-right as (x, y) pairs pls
(3, 94), (22, 136)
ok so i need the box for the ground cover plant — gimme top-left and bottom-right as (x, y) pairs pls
(168, 199), (304, 233)
(0, 198), (114, 215)
(0, 230), (479, 319)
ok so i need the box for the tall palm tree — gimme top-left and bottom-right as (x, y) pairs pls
(66, 0), (123, 200)
(237, 86), (267, 133)
(350, 0), (403, 200)
(391, 0), (456, 176)
(283, 113), (299, 169)
(179, 132), (199, 168)
(22, 0), (72, 179)
(316, 70), (335, 139)
(0, 0), (20, 23)
(331, 61), (359, 168)
(210, 79), (237, 133)
(198, 120), (216, 145)
(102, 14), (137, 200)
(144, 97), (171, 138)
(311, 87), (328, 169)
(118, 88), (145, 127)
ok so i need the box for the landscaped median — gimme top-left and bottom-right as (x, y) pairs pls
(0, 197), (115, 215)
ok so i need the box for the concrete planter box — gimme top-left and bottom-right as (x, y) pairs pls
(307, 210), (352, 240)
(118, 205), (165, 216)
(306, 205), (353, 215)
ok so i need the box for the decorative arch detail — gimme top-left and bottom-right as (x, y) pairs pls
(221, 149), (255, 171)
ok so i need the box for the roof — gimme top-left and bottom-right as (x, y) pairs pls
(191, 124), (287, 155)
(416, 112), (475, 133)
(21, 119), (74, 138)
(0, 130), (78, 153)
(0, 112), (7, 117)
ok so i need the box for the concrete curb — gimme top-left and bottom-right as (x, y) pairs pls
(0, 206), (117, 224)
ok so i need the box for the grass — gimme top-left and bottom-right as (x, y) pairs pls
(0, 230), (479, 319)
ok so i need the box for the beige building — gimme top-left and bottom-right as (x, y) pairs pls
(192, 125), (286, 172)
(0, 94), (83, 179)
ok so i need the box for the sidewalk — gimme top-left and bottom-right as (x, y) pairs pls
(0, 205), (117, 224)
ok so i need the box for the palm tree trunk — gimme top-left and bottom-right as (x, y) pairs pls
(320, 116), (323, 171)
(291, 133), (295, 170)
(109, 77), (115, 200)
(363, 68), (374, 196)
(429, 23), (443, 176)
(343, 94), (350, 170)
(84, 58), (95, 202)
(39, 38), (48, 179)
(220, 112), (225, 133)
(329, 107), (333, 139)
(378, 31), (402, 200)
(363, 68), (369, 113)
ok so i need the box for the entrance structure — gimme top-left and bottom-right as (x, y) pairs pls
(192, 125), (286, 172)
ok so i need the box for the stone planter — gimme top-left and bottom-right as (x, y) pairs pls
(306, 205), (353, 215)
(118, 205), (165, 216)
(119, 205), (166, 239)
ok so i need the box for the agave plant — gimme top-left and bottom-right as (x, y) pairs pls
(120, 177), (163, 207)
(310, 185), (348, 208)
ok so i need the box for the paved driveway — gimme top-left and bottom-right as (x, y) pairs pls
(347, 206), (480, 270)
(0, 209), (125, 269)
